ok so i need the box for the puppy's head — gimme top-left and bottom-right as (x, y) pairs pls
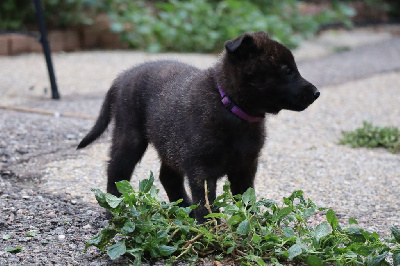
(223, 31), (319, 114)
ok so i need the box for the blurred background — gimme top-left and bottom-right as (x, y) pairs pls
(1, 0), (399, 55)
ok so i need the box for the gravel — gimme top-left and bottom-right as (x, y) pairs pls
(1, 28), (400, 264)
(0, 177), (111, 265)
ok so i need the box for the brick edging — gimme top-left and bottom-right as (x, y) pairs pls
(0, 14), (123, 56)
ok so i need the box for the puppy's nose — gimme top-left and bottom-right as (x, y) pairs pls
(314, 90), (320, 99)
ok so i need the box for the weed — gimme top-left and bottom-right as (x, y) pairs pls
(5, 246), (23, 254)
(339, 121), (400, 153)
(86, 173), (400, 265)
(2, 234), (12, 240)
(25, 230), (39, 237)
(104, 0), (355, 52)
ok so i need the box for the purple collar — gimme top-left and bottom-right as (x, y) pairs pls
(218, 85), (264, 123)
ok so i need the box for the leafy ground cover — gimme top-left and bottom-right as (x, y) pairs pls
(339, 121), (400, 153)
(105, 0), (354, 52)
(86, 173), (400, 265)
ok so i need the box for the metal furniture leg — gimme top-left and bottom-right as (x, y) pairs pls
(32, 0), (60, 100)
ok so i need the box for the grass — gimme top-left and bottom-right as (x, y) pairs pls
(86, 173), (400, 265)
(339, 121), (400, 153)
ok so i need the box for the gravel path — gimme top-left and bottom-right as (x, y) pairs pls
(1, 27), (400, 264)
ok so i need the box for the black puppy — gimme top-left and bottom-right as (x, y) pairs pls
(78, 31), (319, 222)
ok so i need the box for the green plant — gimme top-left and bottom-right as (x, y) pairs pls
(0, 0), (98, 31)
(41, 0), (98, 29)
(105, 0), (355, 53)
(339, 121), (400, 153)
(5, 246), (23, 254)
(0, 0), (33, 30)
(86, 173), (400, 265)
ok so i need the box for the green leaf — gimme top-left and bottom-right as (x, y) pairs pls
(306, 255), (324, 266)
(314, 222), (330, 243)
(349, 218), (358, 225)
(326, 209), (338, 230)
(303, 207), (315, 219)
(228, 214), (243, 226)
(26, 231), (38, 237)
(91, 188), (109, 209)
(131, 205), (141, 217)
(5, 246), (23, 253)
(85, 233), (102, 249)
(346, 227), (366, 243)
(276, 206), (293, 222)
(204, 213), (226, 219)
(288, 190), (304, 202)
(242, 188), (256, 206)
(288, 243), (303, 260)
(258, 198), (275, 208)
(226, 246), (234, 254)
(236, 219), (250, 235)
(368, 251), (389, 266)
(120, 221), (136, 234)
(116, 180), (134, 196)
(107, 240), (126, 260)
(222, 181), (231, 193)
(283, 227), (296, 238)
(150, 185), (158, 198)
(224, 204), (239, 214)
(105, 193), (123, 208)
(252, 234), (262, 244)
(245, 254), (266, 265)
(86, 228), (117, 250)
(2, 234), (12, 240)
(139, 173), (154, 193)
(158, 245), (177, 256)
(126, 248), (143, 266)
(157, 230), (168, 240)
(391, 227), (400, 244)
(393, 251), (400, 266)
(355, 245), (377, 257)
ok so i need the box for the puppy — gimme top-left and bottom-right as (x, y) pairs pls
(78, 31), (319, 222)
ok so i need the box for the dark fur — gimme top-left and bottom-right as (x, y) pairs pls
(78, 32), (319, 222)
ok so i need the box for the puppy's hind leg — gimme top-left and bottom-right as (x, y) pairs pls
(107, 131), (148, 197)
(227, 159), (258, 196)
(187, 172), (218, 223)
(159, 163), (191, 207)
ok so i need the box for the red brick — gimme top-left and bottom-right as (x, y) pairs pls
(48, 30), (65, 52)
(0, 35), (11, 55)
(29, 36), (43, 53)
(82, 26), (99, 48)
(64, 30), (80, 51)
(99, 32), (122, 49)
(10, 35), (31, 55)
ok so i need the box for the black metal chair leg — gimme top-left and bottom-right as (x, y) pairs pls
(32, 0), (60, 100)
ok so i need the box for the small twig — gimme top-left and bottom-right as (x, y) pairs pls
(198, 249), (216, 256)
(0, 105), (96, 120)
(235, 249), (249, 257)
(183, 233), (204, 249)
(170, 227), (181, 239)
(204, 180), (219, 230)
(175, 244), (193, 260)
(204, 180), (214, 215)
(158, 206), (174, 225)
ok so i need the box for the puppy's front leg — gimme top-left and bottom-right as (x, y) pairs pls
(188, 175), (217, 223)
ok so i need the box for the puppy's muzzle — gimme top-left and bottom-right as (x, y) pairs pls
(312, 86), (320, 100)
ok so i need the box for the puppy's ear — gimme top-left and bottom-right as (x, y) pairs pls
(225, 34), (255, 55)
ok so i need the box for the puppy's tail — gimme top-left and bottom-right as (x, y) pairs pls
(77, 86), (115, 149)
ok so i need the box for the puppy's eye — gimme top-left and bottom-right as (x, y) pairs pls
(281, 66), (292, 75)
